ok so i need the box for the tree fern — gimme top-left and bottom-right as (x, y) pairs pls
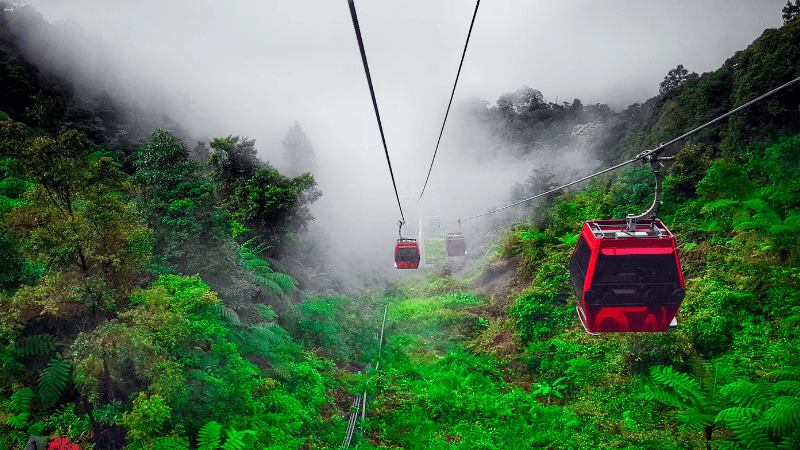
(645, 365), (733, 448)
(197, 420), (222, 450)
(38, 358), (71, 406)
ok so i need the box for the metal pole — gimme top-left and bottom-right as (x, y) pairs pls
(418, 212), (426, 267)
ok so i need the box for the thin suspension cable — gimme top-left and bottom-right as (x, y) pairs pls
(433, 206), (457, 222)
(348, 0), (405, 223)
(458, 75), (800, 222)
(460, 159), (636, 221)
(418, 0), (481, 201)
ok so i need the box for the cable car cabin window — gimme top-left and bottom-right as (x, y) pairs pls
(395, 247), (420, 263)
(569, 236), (591, 300)
(588, 253), (681, 307)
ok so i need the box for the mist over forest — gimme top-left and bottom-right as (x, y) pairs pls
(2, 1), (800, 449)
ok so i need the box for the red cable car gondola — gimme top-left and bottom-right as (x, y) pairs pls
(395, 238), (420, 269)
(394, 221), (420, 269)
(445, 233), (466, 257)
(569, 219), (685, 333)
(569, 157), (685, 333)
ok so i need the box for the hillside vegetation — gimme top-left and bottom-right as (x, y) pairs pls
(1, 4), (800, 450)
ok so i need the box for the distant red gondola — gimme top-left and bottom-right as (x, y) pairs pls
(395, 238), (420, 269)
(569, 219), (685, 333)
(445, 233), (466, 257)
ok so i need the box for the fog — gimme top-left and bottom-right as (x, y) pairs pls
(12, 0), (787, 289)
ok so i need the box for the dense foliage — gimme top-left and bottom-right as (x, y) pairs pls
(1, 3), (800, 450)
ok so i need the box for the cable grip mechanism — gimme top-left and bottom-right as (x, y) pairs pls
(625, 156), (673, 232)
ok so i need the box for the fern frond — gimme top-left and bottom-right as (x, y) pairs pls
(777, 427), (800, 450)
(241, 256), (272, 273)
(741, 198), (768, 212)
(644, 384), (685, 409)
(271, 272), (294, 292)
(762, 396), (800, 437)
(197, 420), (222, 450)
(9, 387), (33, 413)
(716, 407), (773, 450)
(17, 334), (56, 357)
(258, 305), (277, 320)
(270, 363), (292, 380)
(723, 380), (776, 410)
(773, 381), (800, 397)
(716, 441), (745, 450)
(261, 255), (289, 274)
(784, 213), (800, 228)
(38, 359), (71, 406)
(649, 365), (703, 407)
(677, 407), (716, 431)
(702, 199), (741, 214)
(152, 437), (190, 450)
(221, 428), (256, 450)
(253, 276), (283, 297)
(763, 367), (800, 382)
(214, 304), (242, 326)
(6, 412), (30, 429)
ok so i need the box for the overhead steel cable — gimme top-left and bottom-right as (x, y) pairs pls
(457, 75), (800, 222)
(459, 158), (635, 221)
(433, 206), (458, 223)
(634, 75), (800, 161)
(419, 0), (481, 201)
(348, 0), (405, 223)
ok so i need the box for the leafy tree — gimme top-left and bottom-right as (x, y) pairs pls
(118, 392), (173, 449)
(282, 122), (317, 177)
(2, 123), (149, 322)
(659, 64), (696, 97)
(496, 86), (545, 115)
(783, 0), (800, 25)
(228, 167), (321, 257)
(208, 135), (262, 199)
(134, 129), (226, 274)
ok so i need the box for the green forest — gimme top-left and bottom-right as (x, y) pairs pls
(2, 3), (800, 450)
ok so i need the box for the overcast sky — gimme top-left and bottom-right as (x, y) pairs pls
(20, 0), (788, 260)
